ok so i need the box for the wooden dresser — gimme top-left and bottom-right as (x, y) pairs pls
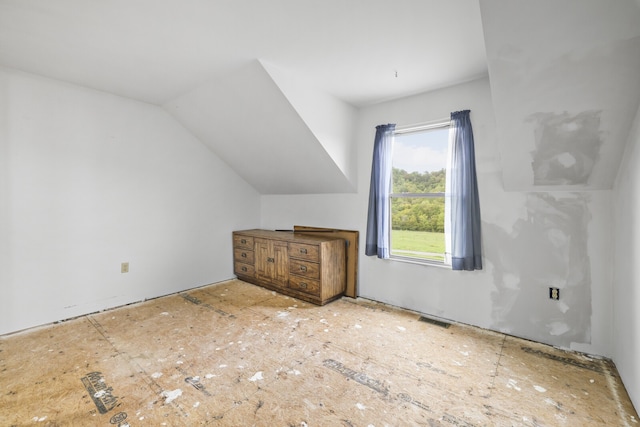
(233, 229), (346, 305)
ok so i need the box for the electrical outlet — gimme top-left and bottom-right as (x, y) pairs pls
(121, 262), (129, 273)
(549, 287), (560, 300)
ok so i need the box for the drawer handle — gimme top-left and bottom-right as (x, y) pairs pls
(267, 257), (275, 263)
(300, 282), (308, 289)
(300, 248), (307, 254)
(241, 252), (247, 258)
(241, 266), (247, 272)
(299, 265), (307, 272)
(241, 239), (247, 244)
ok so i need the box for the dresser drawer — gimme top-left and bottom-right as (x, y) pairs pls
(233, 234), (254, 250)
(289, 243), (319, 262)
(289, 259), (320, 279)
(289, 275), (320, 296)
(235, 262), (255, 277)
(234, 248), (254, 264)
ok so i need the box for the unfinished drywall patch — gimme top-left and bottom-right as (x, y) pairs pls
(528, 111), (602, 186)
(488, 193), (592, 348)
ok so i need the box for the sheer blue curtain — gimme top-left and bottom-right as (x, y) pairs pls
(449, 110), (482, 270)
(365, 124), (395, 258)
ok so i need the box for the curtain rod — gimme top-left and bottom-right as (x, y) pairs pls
(394, 117), (450, 134)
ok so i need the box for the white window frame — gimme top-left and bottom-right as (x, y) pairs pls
(389, 120), (451, 266)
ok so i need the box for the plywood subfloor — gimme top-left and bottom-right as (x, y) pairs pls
(1, 279), (637, 426)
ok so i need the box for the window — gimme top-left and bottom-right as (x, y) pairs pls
(366, 111), (481, 270)
(390, 122), (450, 264)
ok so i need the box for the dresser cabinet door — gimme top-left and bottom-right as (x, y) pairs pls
(272, 241), (289, 287)
(255, 238), (289, 287)
(254, 239), (271, 282)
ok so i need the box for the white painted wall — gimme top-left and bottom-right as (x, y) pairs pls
(261, 77), (613, 357)
(0, 67), (260, 335)
(164, 61), (353, 195)
(0, 69), (10, 334)
(261, 60), (358, 188)
(612, 103), (640, 409)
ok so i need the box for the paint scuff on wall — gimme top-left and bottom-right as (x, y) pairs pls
(488, 193), (592, 347)
(528, 111), (602, 186)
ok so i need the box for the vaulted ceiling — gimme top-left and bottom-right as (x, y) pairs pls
(1, 0), (639, 194)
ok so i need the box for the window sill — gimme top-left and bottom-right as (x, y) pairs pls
(388, 255), (450, 269)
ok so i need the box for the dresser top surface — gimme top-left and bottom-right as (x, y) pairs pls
(234, 229), (345, 244)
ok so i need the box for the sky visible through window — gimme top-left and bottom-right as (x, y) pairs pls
(393, 127), (449, 173)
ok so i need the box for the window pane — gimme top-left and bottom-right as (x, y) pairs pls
(393, 127), (449, 176)
(391, 197), (444, 232)
(391, 229), (445, 262)
(391, 197), (445, 262)
(392, 168), (446, 193)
